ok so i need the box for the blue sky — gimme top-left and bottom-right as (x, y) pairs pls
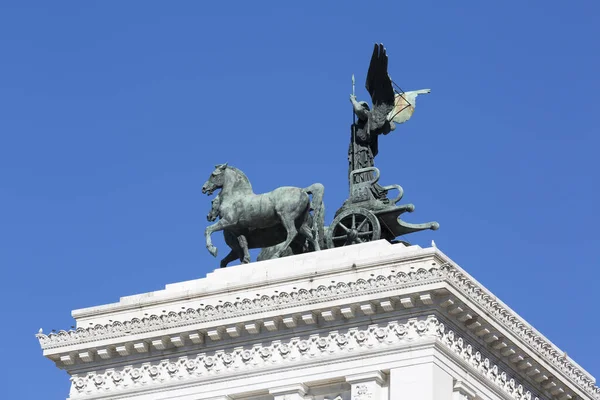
(1, 1), (598, 398)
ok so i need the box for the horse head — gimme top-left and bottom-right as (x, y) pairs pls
(207, 196), (220, 222)
(202, 163), (253, 197)
(202, 163), (228, 195)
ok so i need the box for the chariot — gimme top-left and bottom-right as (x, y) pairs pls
(325, 166), (438, 249)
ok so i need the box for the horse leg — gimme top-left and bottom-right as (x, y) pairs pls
(257, 246), (276, 261)
(205, 219), (234, 257)
(221, 230), (243, 268)
(299, 207), (321, 252)
(220, 250), (238, 268)
(299, 223), (319, 252)
(237, 235), (251, 264)
(272, 213), (298, 259)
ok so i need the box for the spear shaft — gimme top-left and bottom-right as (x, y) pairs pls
(351, 74), (357, 190)
(352, 73), (356, 119)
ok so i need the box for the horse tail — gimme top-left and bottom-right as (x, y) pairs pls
(303, 183), (325, 247)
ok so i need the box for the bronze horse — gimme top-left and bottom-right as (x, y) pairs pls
(202, 164), (324, 266)
(206, 194), (313, 267)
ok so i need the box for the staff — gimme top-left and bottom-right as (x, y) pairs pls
(350, 74), (357, 187)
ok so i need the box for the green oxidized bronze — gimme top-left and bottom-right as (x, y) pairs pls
(202, 43), (438, 267)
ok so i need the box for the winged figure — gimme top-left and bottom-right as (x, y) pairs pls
(348, 43), (397, 201)
(348, 44), (430, 202)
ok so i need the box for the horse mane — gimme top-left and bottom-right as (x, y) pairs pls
(226, 166), (253, 193)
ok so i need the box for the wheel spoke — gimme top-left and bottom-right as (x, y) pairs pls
(332, 235), (348, 241)
(358, 231), (373, 237)
(338, 223), (349, 232)
(351, 214), (356, 229)
(356, 218), (368, 231)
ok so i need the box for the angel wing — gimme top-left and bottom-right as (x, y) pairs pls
(388, 89), (431, 124)
(365, 43), (395, 127)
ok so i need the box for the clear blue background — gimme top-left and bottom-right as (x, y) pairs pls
(1, 2), (598, 398)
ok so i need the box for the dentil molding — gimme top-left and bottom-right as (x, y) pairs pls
(67, 316), (544, 400)
(37, 263), (600, 400)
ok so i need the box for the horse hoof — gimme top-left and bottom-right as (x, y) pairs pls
(208, 246), (218, 257)
(242, 258), (251, 264)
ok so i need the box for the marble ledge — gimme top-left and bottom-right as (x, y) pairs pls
(57, 240), (596, 389)
(71, 241), (440, 321)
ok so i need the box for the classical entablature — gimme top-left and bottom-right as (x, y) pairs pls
(36, 241), (599, 400)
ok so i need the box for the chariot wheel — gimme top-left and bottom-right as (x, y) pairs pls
(326, 207), (381, 248)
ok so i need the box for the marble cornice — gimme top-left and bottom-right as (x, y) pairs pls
(36, 245), (599, 400)
(37, 265), (448, 351)
(65, 316), (547, 400)
(439, 262), (598, 399)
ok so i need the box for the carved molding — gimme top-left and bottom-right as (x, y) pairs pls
(38, 263), (600, 399)
(438, 323), (545, 400)
(445, 268), (599, 399)
(68, 317), (436, 397)
(39, 267), (448, 350)
(67, 316), (545, 400)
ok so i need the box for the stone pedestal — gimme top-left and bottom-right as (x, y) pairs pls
(36, 241), (599, 400)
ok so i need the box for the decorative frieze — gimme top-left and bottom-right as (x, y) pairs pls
(37, 267), (449, 350)
(444, 267), (599, 398)
(36, 260), (600, 400)
(437, 323), (545, 400)
(65, 316), (550, 400)
(67, 317), (437, 397)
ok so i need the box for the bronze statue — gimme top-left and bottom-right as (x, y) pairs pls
(348, 43), (397, 203)
(202, 164), (324, 263)
(206, 191), (312, 267)
(202, 44), (438, 267)
(348, 44), (431, 204)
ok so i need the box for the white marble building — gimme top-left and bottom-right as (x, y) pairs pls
(37, 241), (599, 400)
